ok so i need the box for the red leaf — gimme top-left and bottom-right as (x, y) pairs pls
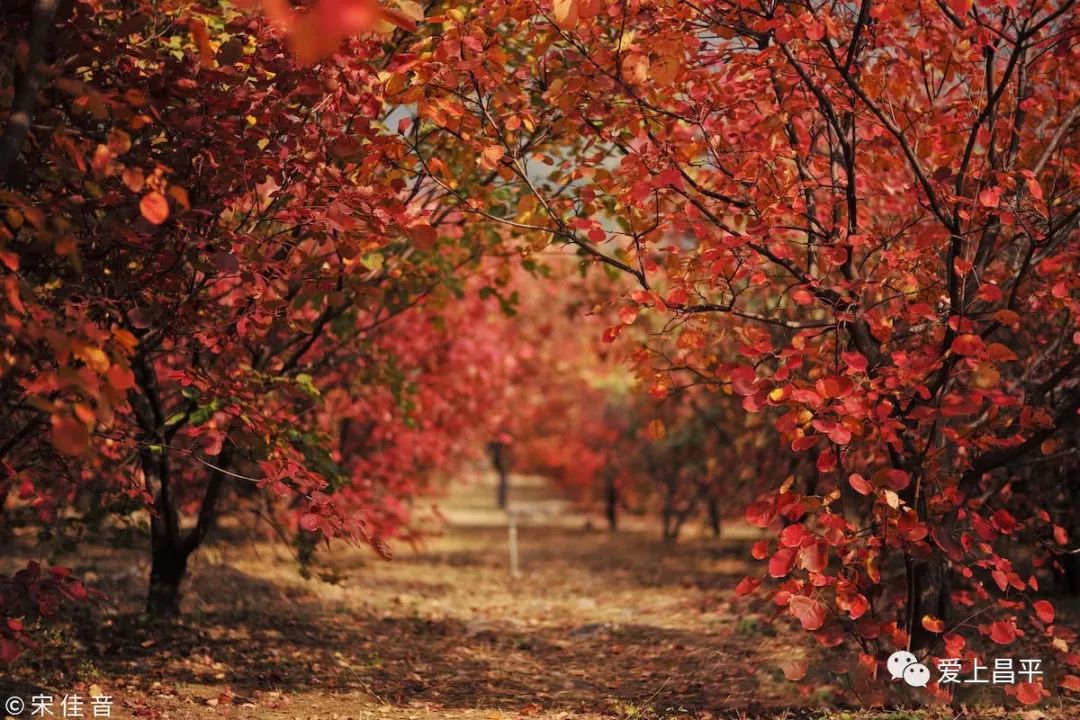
(814, 375), (853, 400)
(730, 366), (758, 396)
(1060, 675), (1080, 692)
(788, 595), (826, 631)
(106, 364), (136, 391)
(798, 542), (828, 573)
(987, 619), (1018, 645)
(745, 500), (774, 528)
(841, 593), (868, 620)
(1054, 525), (1069, 545)
(602, 325), (621, 343)
(0, 638), (20, 663)
(779, 524), (804, 548)
(848, 473), (871, 495)
(299, 513), (322, 532)
(1033, 599), (1054, 624)
(665, 287), (688, 305)
(735, 576), (760, 597)
(841, 351), (867, 373)
(978, 186), (1002, 208)
(51, 416), (91, 456)
(1012, 681), (1044, 705)
(950, 333), (983, 356)
(768, 547), (797, 578)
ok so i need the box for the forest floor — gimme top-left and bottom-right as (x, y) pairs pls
(2, 473), (1076, 720)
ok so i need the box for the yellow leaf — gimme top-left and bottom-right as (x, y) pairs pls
(74, 343), (110, 373)
(396, 0), (425, 22)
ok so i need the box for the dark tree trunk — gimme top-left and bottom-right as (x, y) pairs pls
(0, 0), (60, 186)
(489, 441), (509, 509)
(661, 483), (676, 542)
(706, 495), (721, 538)
(661, 513), (676, 542)
(604, 473), (618, 532)
(906, 551), (949, 652)
(147, 531), (188, 617)
(1062, 553), (1080, 596)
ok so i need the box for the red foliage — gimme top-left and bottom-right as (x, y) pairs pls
(394, 0), (1080, 699)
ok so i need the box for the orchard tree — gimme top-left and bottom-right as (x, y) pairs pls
(0, 0), (515, 655)
(395, 0), (1079, 701)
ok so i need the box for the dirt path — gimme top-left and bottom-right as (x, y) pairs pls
(4, 474), (1069, 719)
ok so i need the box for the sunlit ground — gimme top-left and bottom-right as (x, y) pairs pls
(2, 474), (1076, 719)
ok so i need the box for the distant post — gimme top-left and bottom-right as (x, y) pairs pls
(507, 511), (520, 578)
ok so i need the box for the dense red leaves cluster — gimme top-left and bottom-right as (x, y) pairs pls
(0, 0), (536, 642)
(2, 0), (1078, 705)
(386, 0), (1079, 703)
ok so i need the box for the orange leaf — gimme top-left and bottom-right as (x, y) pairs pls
(190, 18), (213, 67)
(921, 615), (945, 633)
(780, 658), (807, 681)
(553, 0), (579, 30)
(479, 145), (505, 170)
(645, 418), (665, 440)
(380, 6), (418, 32)
(106, 364), (136, 391)
(814, 375), (854, 400)
(140, 192), (170, 225)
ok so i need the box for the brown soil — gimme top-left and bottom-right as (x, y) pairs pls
(2, 473), (1076, 719)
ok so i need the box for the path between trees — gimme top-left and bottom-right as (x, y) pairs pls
(3, 474), (1067, 719)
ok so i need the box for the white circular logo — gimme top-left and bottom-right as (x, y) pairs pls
(886, 650), (918, 680)
(903, 662), (932, 687)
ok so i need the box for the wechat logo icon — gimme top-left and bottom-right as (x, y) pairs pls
(888, 650), (931, 688)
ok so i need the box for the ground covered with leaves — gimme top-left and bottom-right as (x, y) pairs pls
(2, 475), (1077, 719)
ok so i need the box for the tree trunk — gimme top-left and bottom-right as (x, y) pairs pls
(661, 484), (676, 542)
(489, 441), (508, 509)
(146, 532), (188, 617)
(0, 0), (60, 185)
(906, 551), (948, 652)
(604, 473), (618, 532)
(706, 495), (721, 538)
(1061, 553), (1080, 596)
